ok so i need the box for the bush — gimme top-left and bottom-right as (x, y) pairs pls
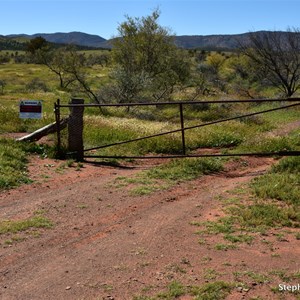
(25, 78), (49, 92)
(0, 79), (6, 94)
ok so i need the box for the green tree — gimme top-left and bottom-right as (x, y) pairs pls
(224, 54), (262, 98)
(26, 36), (48, 55)
(107, 9), (190, 103)
(206, 52), (226, 75)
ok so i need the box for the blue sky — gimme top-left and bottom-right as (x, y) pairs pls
(1, 0), (300, 39)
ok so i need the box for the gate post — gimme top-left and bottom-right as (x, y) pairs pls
(68, 98), (84, 161)
(54, 99), (61, 158)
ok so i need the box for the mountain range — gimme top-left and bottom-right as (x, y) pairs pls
(0, 31), (259, 51)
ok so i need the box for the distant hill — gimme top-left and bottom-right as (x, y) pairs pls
(174, 33), (251, 50)
(0, 31), (291, 51)
(30, 32), (105, 48)
(7, 32), (109, 49)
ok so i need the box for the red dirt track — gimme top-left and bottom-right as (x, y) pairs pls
(0, 154), (299, 300)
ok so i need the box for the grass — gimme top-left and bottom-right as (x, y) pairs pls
(147, 157), (223, 181)
(251, 156), (300, 206)
(115, 157), (224, 195)
(232, 156), (300, 230)
(0, 216), (53, 234)
(252, 174), (300, 205)
(133, 280), (234, 300)
(193, 154), (300, 239)
(232, 157), (300, 231)
(0, 138), (56, 190)
(229, 203), (299, 229)
(223, 233), (254, 244)
(254, 103), (300, 125)
(192, 217), (254, 245)
(214, 243), (237, 251)
(233, 271), (270, 284)
(203, 268), (220, 280)
(83, 114), (257, 157)
(0, 138), (31, 189)
(269, 269), (300, 282)
(194, 217), (235, 234)
(234, 135), (298, 154)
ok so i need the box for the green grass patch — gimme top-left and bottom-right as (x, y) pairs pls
(192, 214), (255, 245)
(0, 138), (56, 190)
(229, 203), (299, 229)
(191, 157), (300, 242)
(83, 115), (184, 156)
(256, 104), (300, 125)
(133, 280), (234, 300)
(197, 217), (235, 234)
(190, 281), (233, 300)
(233, 271), (270, 284)
(269, 269), (300, 282)
(116, 158), (224, 196)
(251, 156), (300, 206)
(185, 121), (249, 149)
(147, 158), (223, 182)
(234, 135), (297, 154)
(272, 155), (300, 173)
(224, 233), (254, 244)
(214, 243), (237, 251)
(0, 216), (53, 234)
(0, 138), (31, 189)
(252, 173), (300, 206)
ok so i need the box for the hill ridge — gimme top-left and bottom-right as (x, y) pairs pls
(0, 30), (294, 51)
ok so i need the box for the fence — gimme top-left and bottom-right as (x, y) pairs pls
(55, 98), (300, 161)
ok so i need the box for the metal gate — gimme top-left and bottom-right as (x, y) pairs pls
(55, 98), (300, 161)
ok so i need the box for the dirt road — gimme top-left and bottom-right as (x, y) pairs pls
(0, 151), (299, 300)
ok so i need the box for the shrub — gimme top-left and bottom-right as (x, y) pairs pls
(0, 79), (6, 94)
(25, 78), (49, 92)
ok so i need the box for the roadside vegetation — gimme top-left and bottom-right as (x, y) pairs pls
(0, 138), (30, 189)
(0, 138), (51, 190)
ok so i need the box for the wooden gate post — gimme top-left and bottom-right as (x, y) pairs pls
(68, 98), (84, 161)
